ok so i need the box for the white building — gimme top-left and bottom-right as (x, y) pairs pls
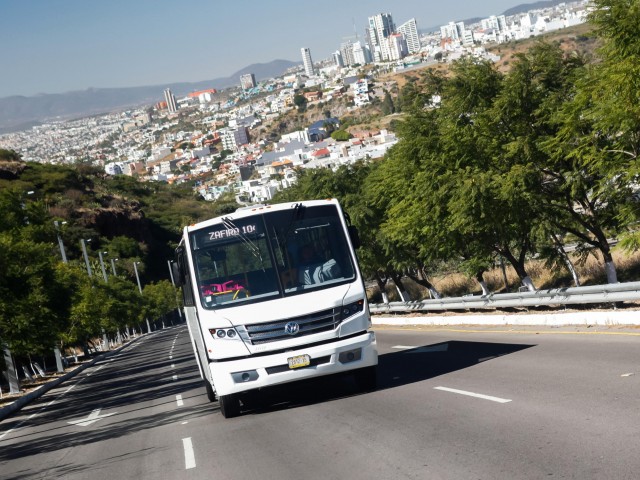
(398, 18), (420, 54)
(301, 47), (315, 76)
(352, 41), (372, 65)
(352, 78), (370, 107)
(164, 88), (178, 113)
(367, 13), (396, 62)
(387, 33), (408, 60)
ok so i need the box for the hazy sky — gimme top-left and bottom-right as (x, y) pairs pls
(0, 0), (520, 98)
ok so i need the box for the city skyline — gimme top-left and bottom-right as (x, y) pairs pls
(0, 0), (525, 99)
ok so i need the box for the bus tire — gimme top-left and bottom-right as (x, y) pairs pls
(219, 394), (241, 418)
(355, 366), (377, 392)
(205, 381), (217, 402)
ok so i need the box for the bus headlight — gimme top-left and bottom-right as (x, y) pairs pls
(341, 299), (364, 320)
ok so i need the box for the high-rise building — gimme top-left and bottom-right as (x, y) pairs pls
(387, 33), (408, 60)
(398, 18), (420, 54)
(333, 50), (344, 67)
(340, 40), (356, 67)
(240, 73), (256, 90)
(163, 88), (177, 113)
(440, 21), (466, 42)
(352, 41), (372, 65)
(367, 13), (396, 62)
(301, 47), (315, 76)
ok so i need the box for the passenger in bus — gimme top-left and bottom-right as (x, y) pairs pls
(298, 245), (341, 285)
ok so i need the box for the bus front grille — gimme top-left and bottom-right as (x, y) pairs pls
(243, 308), (341, 345)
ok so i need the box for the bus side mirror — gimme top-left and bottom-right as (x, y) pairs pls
(348, 225), (361, 249)
(171, 260), (184, 287)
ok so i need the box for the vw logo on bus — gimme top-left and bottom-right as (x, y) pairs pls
(284, 322), (300, 336)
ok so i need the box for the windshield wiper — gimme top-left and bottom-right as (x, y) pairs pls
(221, 216), (264, 266)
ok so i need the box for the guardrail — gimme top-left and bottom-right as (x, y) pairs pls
(369, 281), (640, 313)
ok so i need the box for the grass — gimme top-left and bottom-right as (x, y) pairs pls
(370, 247), (640, 302)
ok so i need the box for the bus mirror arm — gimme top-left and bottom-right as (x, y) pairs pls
(348, 225), (361, 249)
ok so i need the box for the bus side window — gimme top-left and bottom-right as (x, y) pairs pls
(176, 248), (196, 307)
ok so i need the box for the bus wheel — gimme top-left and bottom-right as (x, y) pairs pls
(205, 381), (217, 402)
(219, 394), (241, 418)
(355, 366), (377, 392)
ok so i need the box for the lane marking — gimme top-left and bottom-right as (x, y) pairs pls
(392, 344), (449, 353)
(377, 326), (640, 337)
(435, 386), (512, 403)
(176, 395), (184, 407)
(183, 437), (196, 469)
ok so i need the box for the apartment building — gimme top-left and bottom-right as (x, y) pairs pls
(398, 18), (420, 54)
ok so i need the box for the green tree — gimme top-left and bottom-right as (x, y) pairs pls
(331, 130), (352, 141)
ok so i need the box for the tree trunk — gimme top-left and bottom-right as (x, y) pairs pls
(391, 272), (411, 301)
(374, 272), (389, 305)
(521, 276), (536, 292)
(501, 249), (536, 291)
(475, 270), (490, 295)
(550, 233), (580, 287)
(407, 268), (442, 299)
(605, 260), (618, 284)
(499, 256), (509, 292)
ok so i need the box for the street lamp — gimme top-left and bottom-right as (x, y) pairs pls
(133, 261), (152, 333)
(80, 238), (92, 277)
(110, 258), (119, 276)
(133, 261), (143, 294)
(98, 251), (108, 282)
(53, 220), (68, 263)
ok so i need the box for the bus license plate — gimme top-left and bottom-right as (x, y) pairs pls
(288, 354), (311, 369)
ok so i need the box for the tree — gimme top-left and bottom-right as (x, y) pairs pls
(331, 130), (352, 141)
(293, 94), (307, 112)
(381, 90), (395, 115)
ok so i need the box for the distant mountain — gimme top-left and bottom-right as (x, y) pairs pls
(0, 59), (300, 133)
(503, 0), (570, 16)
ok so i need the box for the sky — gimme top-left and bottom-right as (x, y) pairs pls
(0, 0), (521, 98)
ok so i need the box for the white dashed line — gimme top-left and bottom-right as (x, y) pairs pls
(176, 395), (184, 407)
(183, 437), (196, 469)
(434, 386), (512, 403)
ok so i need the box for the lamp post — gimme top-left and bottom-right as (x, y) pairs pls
(98, 251), (108, 282)
(133, 261), (143, 294)
(110, 258), (119, 276)
(53, 221), (68, 263)
(80, 238), (92, 277)
(134, 261), (152, 333)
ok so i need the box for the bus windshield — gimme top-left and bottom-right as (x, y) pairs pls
(190, 204), (356, 309)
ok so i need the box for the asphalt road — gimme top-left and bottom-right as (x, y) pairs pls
(1, 324), (639, 479)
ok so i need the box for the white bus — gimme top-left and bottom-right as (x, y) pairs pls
(172, 199), (378, 417)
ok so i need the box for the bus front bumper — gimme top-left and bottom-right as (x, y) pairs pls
(208, 331), (377, 396)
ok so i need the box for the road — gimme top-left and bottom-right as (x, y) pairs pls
(1, 324), (639, 479)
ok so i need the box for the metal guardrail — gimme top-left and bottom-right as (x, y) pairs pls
(369, 281), (640, 313)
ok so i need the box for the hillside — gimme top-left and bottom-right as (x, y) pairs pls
(0, 156), (239, 282)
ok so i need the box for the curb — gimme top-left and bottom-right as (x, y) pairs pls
(0, 334), (145, 422)
(372, 309), (640, 327)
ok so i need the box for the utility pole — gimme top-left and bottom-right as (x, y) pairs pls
(81, 238), (92, 277)
(134, 261), (152, 333)
(53, 220), (68, 263)
(98, 251), (108, 282)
